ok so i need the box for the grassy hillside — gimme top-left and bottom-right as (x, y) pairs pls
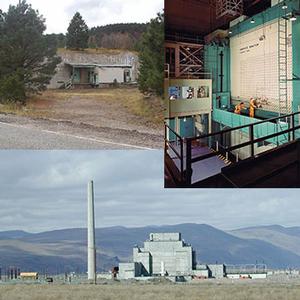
(230, 225), (300, 256)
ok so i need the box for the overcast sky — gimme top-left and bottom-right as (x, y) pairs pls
(1, 0), (163, 34)
(0, 150), (299, 233)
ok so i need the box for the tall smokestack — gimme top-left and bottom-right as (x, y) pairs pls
(87, 180), (96, 283)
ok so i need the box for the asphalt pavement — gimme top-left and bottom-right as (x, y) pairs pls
(0, 114), (160, 150)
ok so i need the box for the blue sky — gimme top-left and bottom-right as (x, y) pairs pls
(0, 150), (299, 232)
(1, 0), (163, 33)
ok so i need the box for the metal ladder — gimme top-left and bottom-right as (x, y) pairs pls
(278, 16), (288, 117)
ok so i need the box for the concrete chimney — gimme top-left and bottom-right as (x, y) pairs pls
(161, 261), (165, 276)
(87, 180), (96, 282)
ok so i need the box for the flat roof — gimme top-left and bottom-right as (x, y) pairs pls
(65, 62), (132, 68)
(20, 272), (38, 276)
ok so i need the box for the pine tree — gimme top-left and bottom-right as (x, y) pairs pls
(0, 0), (61, 103)
(45, 33), (66, 49)
(138, 13), (164, 96)
(66, 12), (89, 50)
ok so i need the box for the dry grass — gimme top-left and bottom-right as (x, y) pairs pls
(118, 91), (164, 126)
(0, 102), (52, 119)
(1, 282), (300, 300)
(0, 88), (164, 128)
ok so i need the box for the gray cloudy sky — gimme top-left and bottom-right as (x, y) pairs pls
(1, 0), (163, 33)
(0, 150), (299, 233)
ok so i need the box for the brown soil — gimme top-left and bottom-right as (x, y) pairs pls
(3, 87), (164, 136)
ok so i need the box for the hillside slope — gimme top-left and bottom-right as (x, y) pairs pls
(1, 224), (300, 274)
(230, 225), (300, 257)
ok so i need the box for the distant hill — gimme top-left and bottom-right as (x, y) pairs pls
(229, 225), (300, 257)
(89, 23), (148, 50)
(1, 224), (300, 274)
(45, 23), (147, 51)
(0, 230), (31, 239)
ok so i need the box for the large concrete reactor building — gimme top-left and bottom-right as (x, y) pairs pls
(119, 233), (196, 279)
(134, 233), (196, 276)
(118, 232), (267, 281)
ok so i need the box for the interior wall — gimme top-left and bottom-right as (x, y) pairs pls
(230, 20), (292, 110)
(204, 44), (231, 94)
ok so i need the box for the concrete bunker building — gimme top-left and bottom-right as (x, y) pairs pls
(48, 49), (139, 89)
(118, 232), (267, 280)
(119, 233), (196, 279)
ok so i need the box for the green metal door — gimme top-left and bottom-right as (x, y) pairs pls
(73, 68), (80, 84)
(179, 116), (195, 138)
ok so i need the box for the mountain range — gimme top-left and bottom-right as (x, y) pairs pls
(0, 224), (300, 274)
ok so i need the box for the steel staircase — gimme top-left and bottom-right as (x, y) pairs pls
(65, 79), (73, 89)
(211, 148), (231, 165)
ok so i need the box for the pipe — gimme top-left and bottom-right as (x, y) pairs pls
(87, 180), (96, 283)
(219, 51), (224, 93)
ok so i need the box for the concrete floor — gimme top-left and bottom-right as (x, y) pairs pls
(167, 142), (227, 184)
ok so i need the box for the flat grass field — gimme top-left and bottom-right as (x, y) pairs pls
(1, 281), (300, 300)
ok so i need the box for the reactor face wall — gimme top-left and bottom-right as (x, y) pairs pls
(143, 241), (193, 276)
(132, 233), (194, 277)
(230, 20), (293, 112)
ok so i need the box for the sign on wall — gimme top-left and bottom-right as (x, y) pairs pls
(230, 21), (292, 112)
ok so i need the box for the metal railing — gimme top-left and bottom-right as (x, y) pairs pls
(165, 111), (300, 185)
(165, 124), (184, 182)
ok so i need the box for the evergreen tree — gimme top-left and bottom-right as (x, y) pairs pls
(89, 23), (148, 50)
(138, 13), (164, 96)
(66, 12), (89, 50)
(0, 0), (60, 104)
(45, 33), (66, 49)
